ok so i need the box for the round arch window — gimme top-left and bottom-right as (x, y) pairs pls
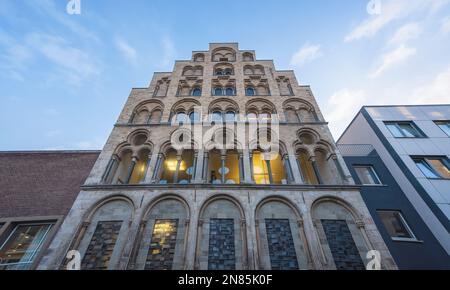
(191, 88), (202, 96)
(214, 87), (223, 96)
(225, 87), (235, 96)
(246, 87), (255, 96)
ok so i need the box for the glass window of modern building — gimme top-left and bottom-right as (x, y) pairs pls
(435, 121), (450, 136)
(377, 211), (417, 242)
(413, 157), (450, 179)
(354, 165), (382, 185)
(385, 122), (426, 138)
(0, 223), (54, 270)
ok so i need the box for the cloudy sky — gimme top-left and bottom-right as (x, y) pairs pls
(1, 0), (450, 150)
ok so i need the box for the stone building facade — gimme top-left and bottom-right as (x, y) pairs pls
(37, 43), (396, 270)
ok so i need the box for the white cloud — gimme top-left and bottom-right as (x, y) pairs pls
(387, 22), (422, 45)
(442, 16), (450, 33)
(26, 0), (99, 43)
(116, 38), (137, 65)
(324, 89), (367, 137)
(0, 30), (32, 81)
(369, 45), (416, 78)
(412, 66), (450, 103)
(290, 44), (322, 67)
(345, 0), (449, 42)
(25, 33), (101, 85)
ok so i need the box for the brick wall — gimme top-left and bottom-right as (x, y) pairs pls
(0, 151), (99, 218)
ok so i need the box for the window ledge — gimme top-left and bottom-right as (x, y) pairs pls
(391, 238), (423, 243)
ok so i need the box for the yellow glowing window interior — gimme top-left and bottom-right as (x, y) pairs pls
(252, 151), (285, 184)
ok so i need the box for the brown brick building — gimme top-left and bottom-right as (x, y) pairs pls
(0, 151), (99, 269)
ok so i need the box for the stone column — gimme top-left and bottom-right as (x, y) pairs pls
(191, 151), (198, 181)
(202, 151), (209, 182)
(151, 153), (164, 183)
(192, 149), (204, 184)
(145, 153), (160, 183)
(220, 153), (226, 184)
(249, 151), (255, 183)
(288, 153), (304, 184)
(243, 149), (253, 184)
(238, 151), (244, 183)
(329, 154), (346, 184)
(265, 159), (273, 184)
(125, 156), (138, 184)
(295, 110), (302, 123)
(310, 156), (324, 185)
(173, 154), (182, 184)
(282, 154), (294, 184)
(102, 154), (120, 184)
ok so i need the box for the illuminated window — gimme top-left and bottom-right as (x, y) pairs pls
(252, 151), (286, 185)
(0, 223), (54, 270)
(208, 150), (240, 184)
(208, 150), (222, 184)
(413, 157), (450, 179)
(128, 149), (150, 184)
(297, 151), (318, 184)
(145, 219), (179, 270)
(378, 211), (417, 241)
(177, 150), (195, 184)
(160, 150), (178, 184)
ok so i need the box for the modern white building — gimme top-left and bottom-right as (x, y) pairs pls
(338, 105), (450, 255)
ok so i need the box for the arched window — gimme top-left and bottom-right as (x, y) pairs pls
(211, 111), (223, 123)
(252, 151), (286, 185)
(246, 87), (255, 96)
(247, 112), (258, 123)
(213, 87), (223, 96)
(189, 111), (200, 123)
(149, 110), (162, 124)
(225, 111), (236, 122)
(224, 68), (233, 76)
(215, 69), (223, 76)
(207, 150), (241, 184)
(225, 87), (235, 96)
(191, 87), (202, 96)
(177, 150), (195, 184)
(297, 151), (318, 184)
(159, 149), (177, 184)
(285, 109), (299, 123)
(259, 112), (271, 122)
(175, 112), (188, 124)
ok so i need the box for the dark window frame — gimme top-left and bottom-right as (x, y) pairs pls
(353, 165), (382, 185)
(377, 210), (419, 242)
(384, 121), (427, 138)
(412, 156), (450, 180)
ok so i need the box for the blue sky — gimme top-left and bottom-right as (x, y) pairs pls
(1, 0), (450, 150)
